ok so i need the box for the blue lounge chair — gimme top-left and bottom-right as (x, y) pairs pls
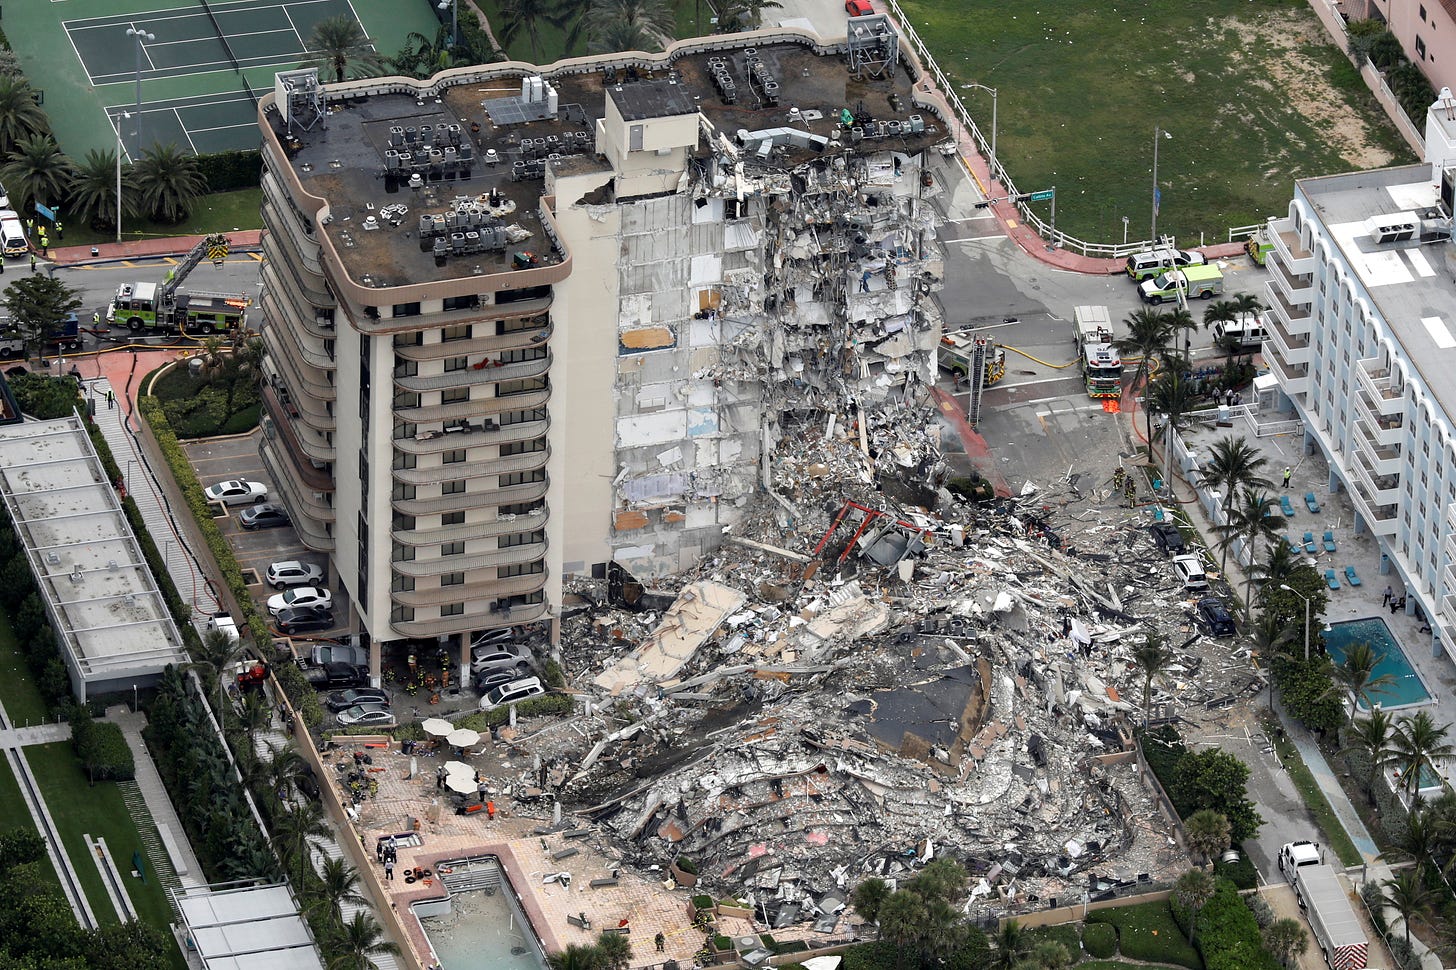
(1345, 566), (1362, 587)
(1325, 568), (1341, 590)
(1280, 495), (1296, 517)
(1303, 532), (1318, 554)
(1305, 492), (1321, 513)
(1283, 534), (1297, 550)
(1323, 530), (1337, 553)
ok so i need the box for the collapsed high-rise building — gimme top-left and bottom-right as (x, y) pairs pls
(256, 22), (948, 671)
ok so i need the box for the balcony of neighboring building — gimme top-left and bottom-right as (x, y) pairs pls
(263, 384), (336, 469)
(259, 441), (335, 551)
(392, 318), (552, 362)
(1351, 446), (1400, 504)
(1352, 416), (1403, 476)
(262, 304), (336, 377)
(1443, 504), (1456, 567)
(1262, 306), (1311, 364)
(392, 387), (550, 424)
(392, 416), (549, 456)
(1269, 217), (1315, 276)
(391, 445), (549, 486)
(391, 478), (549, 516)
(390, 507), (547, 548)
(392, 352), (552, 393)
(262, 362), (335, 435)
(390, 571), (547, 610)
(1267, 254), (1314, 306)
(1355, 358), (1405, 417)
(1262, 283), (1312, 335)
(390, 598), (549, 640)
(393, 539), (547, 579)
(263, 326), (336, 403)
(259, 222), (331, 309)
(1347, 472), (1400, 536)
(1264, 345), (1310, 396)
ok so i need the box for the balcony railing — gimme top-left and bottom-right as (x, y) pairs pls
(391, 478), (549, 516)
(1264, 345), (1310, 395)
(1352, 417), (1401, 475)
(1351, 448), (1400, 503)
(393, 417), (549, 455)
(1348, 476), (1400, 536)
(393, 540), (547, 578)
(1356, 359), (1405, 414)
(1270, 219), (1314, 274)
(390, 572), (547, 609)
(263, 387), (337, 474)
(1262, 283), (1312, 332)
(391, 445), (549, 486)
(393, 387), (550, 423)
(259, 443), (335, 551)
(393, 321), (552, 362)
(393, 353), (551, 393)
(1263, 307), (1310, 363)
(1268, 257), (1314, 305)
(391, 509), (547, 547)
(390, 599), (549, 640)
(264, 327), (336, 402)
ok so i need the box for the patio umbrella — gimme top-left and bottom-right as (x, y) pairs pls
(444, 760), (475, 777)
(447, 728), (482, 748)
(421, 718), (454, 737)
(445, 774), (476, 795)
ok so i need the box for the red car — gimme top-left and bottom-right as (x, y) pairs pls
(846, 0), (873, 14)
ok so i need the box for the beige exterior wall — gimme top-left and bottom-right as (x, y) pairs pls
(1362, 0), (1456, 95)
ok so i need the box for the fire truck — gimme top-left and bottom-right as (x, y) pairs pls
(1073, 305), (1123, 399)
(938, 333), (1006, 386)
(106, 233), (250, 335)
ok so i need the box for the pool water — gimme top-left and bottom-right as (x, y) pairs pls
(416, 858), (546, 970)
(1324, 618), (1431, 708)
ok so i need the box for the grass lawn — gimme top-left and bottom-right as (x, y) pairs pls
(25, 742), (179, 938)
(477, 0), (716, 65)
(897, 0), (1415, 246)
(0, 610), (56, 727)
(0, 756), (60, 898)
(1081, 964), (1187, 970)
(1087, 898), (1203, 970)
(62, 189), (263, 250)
(1267, 722), (1363, 866)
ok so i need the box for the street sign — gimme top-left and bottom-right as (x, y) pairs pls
(34, 203), (55, 222)
(1028, 190), (1055, 202)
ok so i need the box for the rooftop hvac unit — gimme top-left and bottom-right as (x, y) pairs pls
(1367, 212), (1418, 244)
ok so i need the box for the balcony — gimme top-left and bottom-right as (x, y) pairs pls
(1348, 475), (1400, 537)
(1262, 284), (1312, 334)
(1268, 257), (1314, 306)
(1351, 448), (1400, 503)
(1263, 308), (1311, 364)
(1264, 345), (1310, 396)
(260, 264), (336, 341)
(392, 446), (549, 486)
(1352, 417), (1402, 476)
(259, 442), (335, 552)
(393, 387), (550, 424)
(393, 353), (551, 393)
(264, 327), (336, 403)
(263, 362), (335, 434)
(393, 417), (549, 456)
(393, 321), (552, 362)
(391, 509), (547, 547)
(1356, 358), (1405, 416)
(1270, 219), (1315, 275)
(394, 540), (547, 579)
(391, 478), (549, 516)
(263, 386), (336, 469)
(1443, 505), (1456, 566)
(259, 221), (331, 308)
(390, 571), (546, 609)
(390, 598), (549, 640)
(344, 291), (556, 338)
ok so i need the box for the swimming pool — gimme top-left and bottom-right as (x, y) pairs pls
(414, 857), (547, 970)
(1324, 618), (1432, 709)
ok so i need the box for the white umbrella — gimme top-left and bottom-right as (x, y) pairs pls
(447, 728), (482, 748)
(421, 718), (454, 737)
(444, 760), (475, 777)
(445, 774), (476, 795)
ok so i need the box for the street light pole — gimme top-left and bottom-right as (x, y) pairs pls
(438, 0), (459, 51)
(1151, 126), (1172, 243)
(1280, 584), (1312, 661)
(126, 28), (154, 158)
(115, 112), (130, 244)
(965, 82), (998, 180)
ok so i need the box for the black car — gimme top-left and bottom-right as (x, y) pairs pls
(303, 662), (369, 689)
(1149, 521), (1185, 556)
(325, 687), (389, 712)
(295, 763), (320, 800)
(1197, 596), (1236, 637)
(240, 503), (292, 530)
(475, 668), (519, 693)
(276, 606), (334, 635)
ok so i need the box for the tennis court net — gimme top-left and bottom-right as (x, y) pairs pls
(195, 0), (257, 103)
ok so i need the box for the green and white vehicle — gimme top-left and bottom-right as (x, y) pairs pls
(106, 233), (250, 335)
(1138, 264), (1224, 305)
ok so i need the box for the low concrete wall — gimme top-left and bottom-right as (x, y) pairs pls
(1303, 0), (1426, 156)
(1000, 888), (1175, 930)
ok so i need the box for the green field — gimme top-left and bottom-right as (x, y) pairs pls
(897, 0), (1415, 246)
(474, 0), (717, 66)
(62, 188), (264, 248)
(0, 609), (55, 727)
(25, 741), (178, 937)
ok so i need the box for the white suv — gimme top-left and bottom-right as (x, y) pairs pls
(1172, 554), (1209, 591)
(479, 676), (545, 711)
(470, 642), (532, 675)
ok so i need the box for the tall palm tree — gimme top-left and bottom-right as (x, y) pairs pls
(990, 919), (1028, 970)
(1173, 868), (1217, 946)
(1252, 608), (1297, 711)
(302, 16), (385, 83)
(1383, 869), (1434, 947)
(1183, 809), (1231, 866)
(133, 143), (207, 223)
(1145, 368), (1197, 457)
(1328, 641), (1395, 719)
(1197, 434), (1272, 524)
(1163, 305), (1196, 366)
(272, 801), (333, 884)
(1, 135), (74, 213)
(498, 0), (578, 62)
(1202, 298), (1240, 356)
(595, 929), (631, 969)
(1257, 540), (1303, 611)
(715, 0), (783, 30)
(1390, 711), (1454, 802)
(588, 18), (662, 53)
(547, 945), (602, 970)
(0, 77), (47, 155)
(1262, 917), (1308, 968)
(1214, 488), (1281, 614)
(1226, 292), (1266, 360)
(1114, 307), (1173, 445)
(1340, 708), (1396, 804)
(585, 0), (675, 51)
(1382, 806), (1439, 880)
(312, 857), (365, 927)
(877, 890), (925, 969)
(68, 148), (138, 230)
(1133, 631), (1173, 726)
(329, 911), (400, 970)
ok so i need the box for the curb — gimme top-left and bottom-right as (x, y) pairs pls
(53, 244), (264, 269)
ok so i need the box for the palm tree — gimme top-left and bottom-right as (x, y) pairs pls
(329, 911), (400, 970)
(1340, 708), (1397, 804)
(1257, 540), (1303, 611)
(1226, 292), (1265, 360)
(302, 16), (385, 83)
(584, 0), (675, 51)
(1197, 435), (1272, 525)
(133, 143), (207, 223)
(498, 0), (578, 61)
(1328, 641), (1396, 719)
(588, 19), (662, 53)
(1132, 631), (1173, 726)
(1, 135), (74, 213)
(1390, 711), (1454, 802)
(877, 890), (925, 969)
(852, 876), (890, 923)
(1382, 806), (1440, 880)
(1214, 488), (1281, 615)
(1384, 869), (1435, 946)
(595, 930), (631, 970)
(312, 857), (365, 927)
(1252, 609), (1297, 711)
(1183, 809), (1231, 866)
(547, 945), (603, 970)
(715, 0), (782, 30)
(1145, 368), (1197, 457)
(1173, 868), (1217, 946)
(266, 741), (308, 799)
(1114, 307), (1173, 445)
(1262, 917), (1308, 967)
(0, 76), (47, 155)
(69, 148), (138, 230)
(990, 919), (1028, 970)
(197, 335), (229, 377)
(1163, 304), (1196, 364)
(272, 801), (333, 884)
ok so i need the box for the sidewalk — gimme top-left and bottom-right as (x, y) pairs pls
(47, 230), (262, 267)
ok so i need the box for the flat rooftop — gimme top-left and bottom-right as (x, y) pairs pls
(175, 883), (324, 970)
(268, 36), (941, 290)
(1297, 163), (1456, 404)
(0, 417), (186, 684)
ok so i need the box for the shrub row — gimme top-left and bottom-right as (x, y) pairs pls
(0, 519), (72, 708)
(1171, 879), (1279, 970)
(455, 692), (574, 730)
(69, 712), (135, 782)
(1087, 899), (1203, 970)
(273, 658), (325, 728)
(195, 150), (262, 192)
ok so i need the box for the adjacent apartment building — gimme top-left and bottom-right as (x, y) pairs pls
(1262, 93), (1456, 656)
(256, 23), (948, 668)
(1355, 0), (1456, 95)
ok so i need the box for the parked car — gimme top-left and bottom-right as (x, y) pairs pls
(845, 0), (873, 13)
(1148, 522), (1185, 556)
(267, 560), (324, 589)
(295, 763), (320, 800)
(303, 662), (368, 689)
(1172, 554), (1209, 591)
(240, 503), (291, 530)
(337, 703), (397, 727)
(325, 687), (389, 712)
(470, 627), (522, 651)
(275, 606), (334, 635)
(309, 642), (367, 668)
(470, 642), (532, 675)
(474, 668), (519, 693)
(204, 480), (269, 506)
(268, 587), (334, 616)
(1197, 596), (1236, 637)
(478, 676), (546, 711)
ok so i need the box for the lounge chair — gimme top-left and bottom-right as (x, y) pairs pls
(1345, 565), (1362, 587)
(1303, 531), (1318, 554)
(1284, 534), (1297, 550)
(1323, 530), (1337, 553)
(1280, 495), (1296, 517)
(1305, 492), (1321, 513)
(1325, 568), (1341, 590)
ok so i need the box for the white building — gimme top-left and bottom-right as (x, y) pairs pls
(1262, 91), (1456, 653)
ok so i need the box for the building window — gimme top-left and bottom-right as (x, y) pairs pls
(391, 605), (415, 623)
(442, 479), (466, 495)
(393, 513), (416, 531)
(442, 541), (465, 556)
(442, 388), (469, 404)
(357, 511), (369, 602)
(445, 356), (469, 372)
(1420, 4), (1427, 20)
(395, 423), (418, 440)
(1417, 35), (1428, 58)
(394, 391), (420, 409)
(500, 347), (548, 365)
(393, 451), (417, 470)
(392, 542), (416, 562)
(392, 302), (421, 318)
(394, 359), (419, 378)
(499, 561), (544, 578)
(444, 449), (466, 464)
(392, 574), (415, 592)
(394, 332), (423, 347)
(502, 438), (547, 456)
(501, 500), (544, 515)
(501, 408), (547, 426)
(442, 511), (465, 526)
(501, 469), (546, 487)
(442, 323), (472, 340)
(441, 572), (464, 587)
(500, 529), (544, 548)
(441, 602), (464, 617)
(392, 483), (416, 501)
(499, 316), (545, 334)
(498, 377), (548, 397)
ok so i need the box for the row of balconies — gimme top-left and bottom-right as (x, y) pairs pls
(393, 416), (549, 455)
(258, 440), (335, 552)
(391, 478), (549, 516)
(390, 444), (549, 486)
(392, 317), (552, 362)
(390, 594), (548, 639)
(393, 352), (551, 393)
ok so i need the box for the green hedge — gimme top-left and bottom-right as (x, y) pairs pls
(273, 659), (325, 728)
(454, 692), (573, 730)
(1088, 900), (1203, 970)
(8, 373), (81, 419)
(195, 150), (262, 192)
(1213, 850), (1258, 890)
(1171, 879), (1280, 970)
(1026, 924), (1081, 958)
(1083, 921), (1116, 959)
(69, 714), (135, 782)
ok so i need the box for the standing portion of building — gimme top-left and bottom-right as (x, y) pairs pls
(257, 26), (949, 666)
(1262, 94), (1456, 655)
